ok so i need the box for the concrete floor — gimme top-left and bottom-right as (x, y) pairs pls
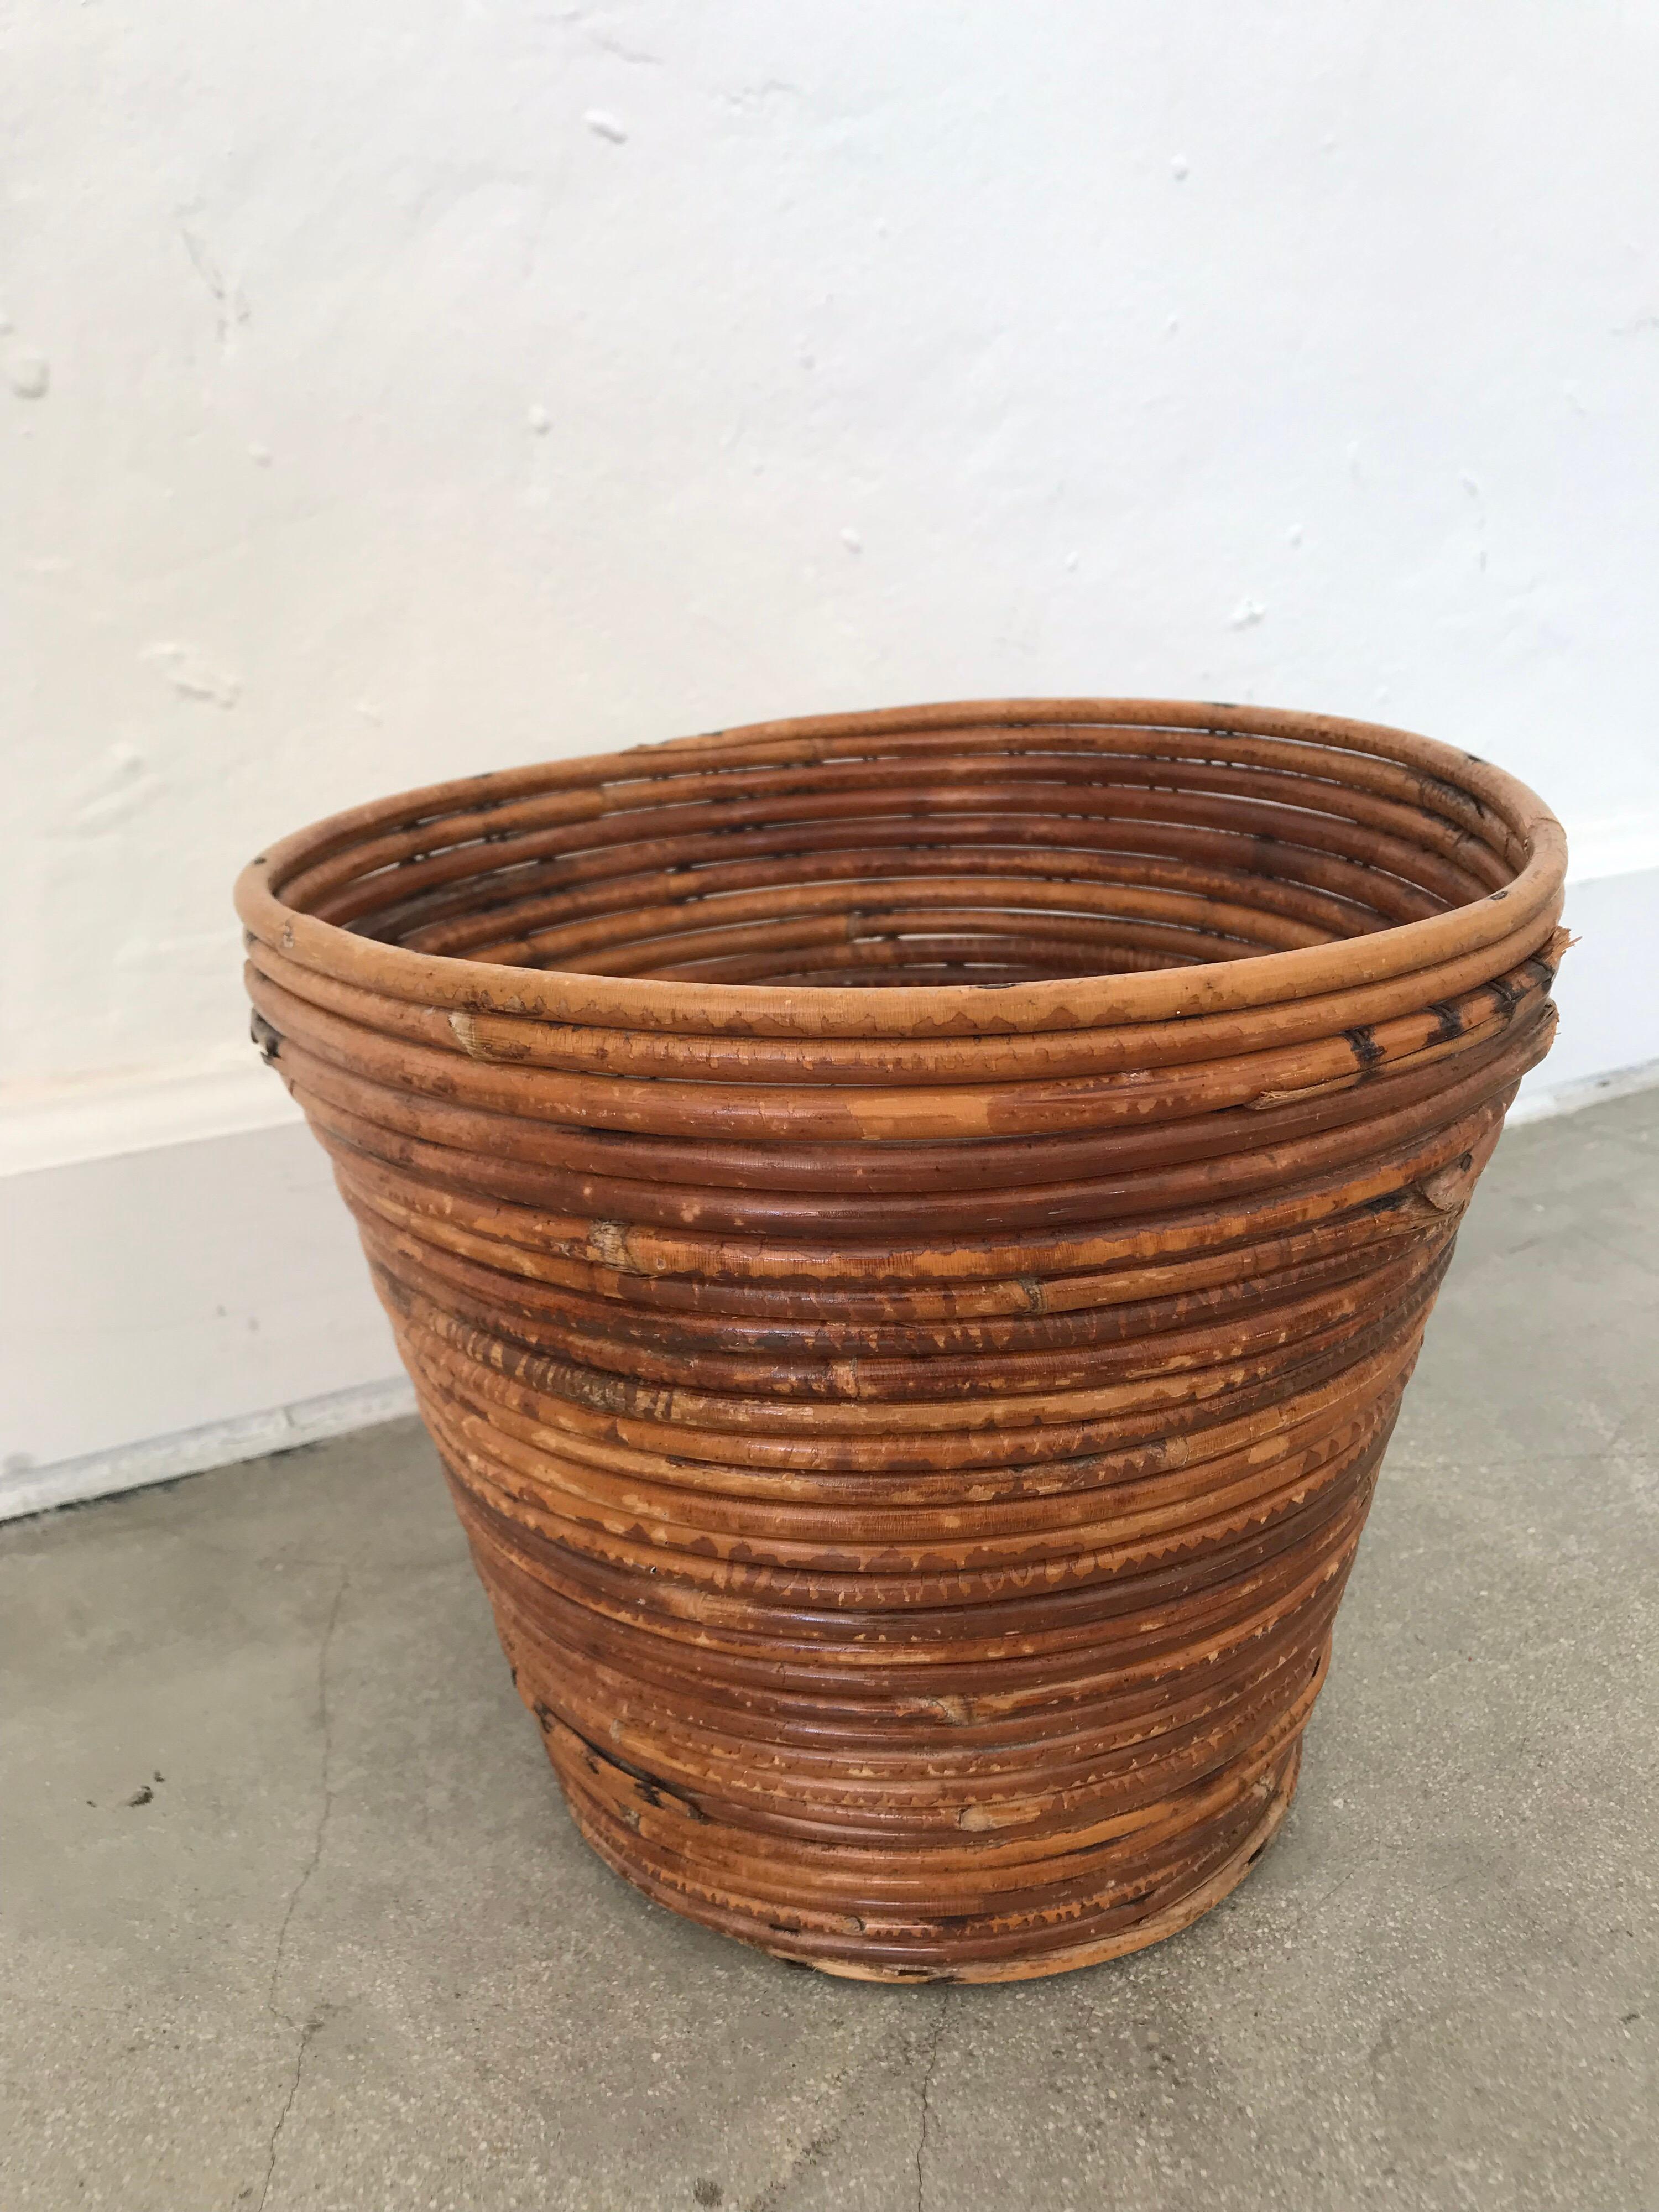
(4, 1091), (1656, 2212)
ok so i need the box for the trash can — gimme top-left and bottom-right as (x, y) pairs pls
(237, 698), (1565, 1980)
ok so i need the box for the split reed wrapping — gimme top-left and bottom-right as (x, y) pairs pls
(237, 698), (1566, 1981)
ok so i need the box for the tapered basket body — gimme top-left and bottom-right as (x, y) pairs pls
(237, 700), (1565, 1981)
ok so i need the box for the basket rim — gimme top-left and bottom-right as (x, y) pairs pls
(233, 696), (1567, 1041)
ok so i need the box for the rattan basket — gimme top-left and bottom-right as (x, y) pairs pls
(236, 698), (1566, 1981)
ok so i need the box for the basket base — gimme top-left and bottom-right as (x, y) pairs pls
(564, 1743), (1302, 1987)
(799, 1745), (1301, 1984)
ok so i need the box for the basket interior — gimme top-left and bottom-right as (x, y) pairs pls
(285, 721), (1524, 993)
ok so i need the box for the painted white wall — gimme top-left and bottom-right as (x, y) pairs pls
(6, 1), (1658, 1508)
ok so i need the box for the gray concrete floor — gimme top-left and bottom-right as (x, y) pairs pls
(4, 1091), (1657, 2212)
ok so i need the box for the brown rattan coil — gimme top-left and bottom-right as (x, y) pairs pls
(236, 698), (1566, 1981)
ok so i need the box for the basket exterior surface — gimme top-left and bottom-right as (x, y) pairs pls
(237, 700), (1565, 1980)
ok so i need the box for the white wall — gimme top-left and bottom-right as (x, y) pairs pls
(6, 2), (1658, 1510)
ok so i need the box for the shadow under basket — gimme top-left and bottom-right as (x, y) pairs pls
(236, 697), (1566, 1982)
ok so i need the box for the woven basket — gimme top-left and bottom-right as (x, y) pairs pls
(237, 698), (1566, 1983)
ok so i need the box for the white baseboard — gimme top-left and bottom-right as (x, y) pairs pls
(0, 1060), (300, 1176)
(1506, 1055), (1659, 1126)
(0, 1375), (417, 1523)
(1510, 864), (1659, 1115)
(1, 1114), (405, 1522)
(3, 860), (1655, 1525)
